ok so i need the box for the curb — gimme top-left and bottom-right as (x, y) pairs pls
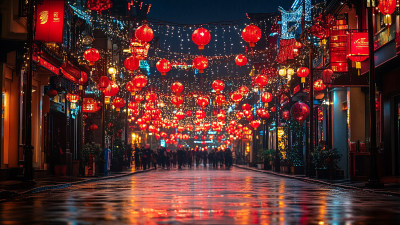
(234, 165), (400, 197)
(0, 169), (154, 202)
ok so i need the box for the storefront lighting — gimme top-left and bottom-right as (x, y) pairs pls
(278, 68), (287, 76)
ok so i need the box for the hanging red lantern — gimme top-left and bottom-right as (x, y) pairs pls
(128, 102), (138, 110)
(250, 120), (261, 129)
(291, 102), (310, 123)
(132, 74), (147, 90)
(186, 124), (194, 131)
(270, 106), (277, 113)
(84, 48), (100, 66)
(239, 86), (249, 95)
(193, 56), (208, 73)
(322, 69), (333, 84)
(89, 124), (98, 131)
(231, 92), (243, 104)
(243, 110), (251, 118)
(192, 27), (211, 50)
(195, 110), (206, 119)
(378, 0), (396, 26)
(175, 111), (185, 120)
(66, 93), (80, 103)
(256, 108), (270, 119)
(297, 67), (309, 83)
(236, 111), (244, 120)
(254, 74), (268, 88)
(126, 81), (136, 95)
(197, 96), (209, 108)
(261, 92), (273, 107)
(156, 59), (171, 75)
(171, 82), (184, 95)
(146, 93), (158, 102)
(87, 0), (112, 13)
(212, 80), (225, 93)
(242, 24), (261, 47)
(171, 96), (184, 107)
(103, 82), (119, 102)
(282, 110), (290, 120)
(112, 97), (125, 111)
(313, 79), (327, 91)
(215, 94), (226, 105)
(134, 94), (144, 103)
(186, 110), (193, 116)
(124, 56), (140, 73)
(46, 89), (57, 98)
(217, 112), (225, 121)
(235, 54), (247, 66)
(135, 24), (154, 43)
(99, 76), (110, 91)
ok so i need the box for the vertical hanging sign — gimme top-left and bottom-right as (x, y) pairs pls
(34, 0), (65, 43)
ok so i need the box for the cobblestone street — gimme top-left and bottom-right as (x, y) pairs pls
(1, 167), (400, 224)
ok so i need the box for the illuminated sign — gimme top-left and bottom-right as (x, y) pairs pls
(35, 0), (65, 43)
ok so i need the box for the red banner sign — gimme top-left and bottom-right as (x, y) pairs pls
(82, 98), (101, 113)
(347, 32), (369, 62)
(35, 0), (65, 43)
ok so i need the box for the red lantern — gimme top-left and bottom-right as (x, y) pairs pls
(46, 89), (57, 98)
(217, 112), (225, 121)
(254, 75), (268, 88)
(66, 93), (80, 103)
(89, 124), (98, 131)
(297, 67), (309, 83)
(197, 96), (209, 108)
(313, 79), (326, 91)
(256, 108), (270, 119)
(128, 102), (138, 110)
(132, 74), (147, 90)
(235, 54), (247, 66)
(239, 86), (249, 95)
(282, 110), (290, 120)
(215, 94), (226, 105)
(135, 25), (154, 43)
(134, 94), (144, 103)
(193, 56), (208, 73)
(126, 81), (136, 95)
(261, 92), (273, 107)
(291, 102), (310, 123)
(250, 120), (261, 129)
(192, 27), (211, 50)
(103, 82), (119, 97)
(242, 104), (251, 111)
(231, 92), (243, 104)
(112, 97), (125, 111)
(146, 93), (157, 102)
(87, 0), (112, 13)
(84, 48), (100, 66)
(186, 124), (194, 131)
(171, 82), (184, 95)
(124, 56), (140, 73)
(236, 111), (244, 119)
(175, 111), (185, 120)
(242, 24), (261, 47)
(171, 96), (184, 107)
(99, 76), (110, 92)
(195, 110), (206, 119)
(378, 0), (396, 26)
(212, 80), (225, 93)
(186, 110), (193, 117)
(322, 69), (333, 84)
(156, 59), (171, 75)
(270, 106), (276, 113)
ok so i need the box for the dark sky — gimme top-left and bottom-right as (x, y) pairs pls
(145, 0), (293, 24)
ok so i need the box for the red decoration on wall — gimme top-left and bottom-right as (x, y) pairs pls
(192, 27), (211, 50)
(276, 39), (297, 63)
(89, 124), (98, 131)
(235, 54), (247, 66)
(313, 79), (326, 91)
(66, 93), (80, 103)
(322, 69), (333, 84)
(156, 59), (172, 75)
(330, 19), (348, 72)
(135, 24), (154, 43)
(347, 31), (369, 62)
(35, 0), (65, 43)
(82, 98), (101, 113)
(86, 0), (112, 13)
(242, 24), (261, 47)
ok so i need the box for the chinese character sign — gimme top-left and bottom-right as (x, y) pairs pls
(347, 32), (369, 62)
(35, 0), (65, 43)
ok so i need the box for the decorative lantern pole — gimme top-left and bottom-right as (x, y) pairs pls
(366, 0), (382, 188)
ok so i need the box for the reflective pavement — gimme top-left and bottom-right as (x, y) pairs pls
(1, 167), (400, 224)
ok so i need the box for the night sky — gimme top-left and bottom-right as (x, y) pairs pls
(145, 0), (294, 24)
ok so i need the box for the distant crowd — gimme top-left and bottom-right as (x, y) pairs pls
(133, 144), (233, 170)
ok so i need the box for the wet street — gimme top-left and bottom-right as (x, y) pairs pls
(1, 167), (400, 225)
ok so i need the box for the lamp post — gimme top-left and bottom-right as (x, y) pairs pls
(366, 0), (382, 188)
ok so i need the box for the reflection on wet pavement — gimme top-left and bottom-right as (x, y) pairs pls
(1, 167), (400, 224)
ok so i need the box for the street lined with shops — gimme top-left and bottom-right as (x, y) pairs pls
(1, 167), (400, 224)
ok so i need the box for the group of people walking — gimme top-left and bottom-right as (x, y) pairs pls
(133, 144), (233, 170)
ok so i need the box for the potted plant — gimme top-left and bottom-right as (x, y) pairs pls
(312, 146), (341, 179)
(81, 142), (102, 176)
(262, 149), (274, 170)
(286, 146), (304, 175)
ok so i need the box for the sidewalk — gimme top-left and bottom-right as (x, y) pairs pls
(0, 168), (154, 201)
(234, 164), (400, 197)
